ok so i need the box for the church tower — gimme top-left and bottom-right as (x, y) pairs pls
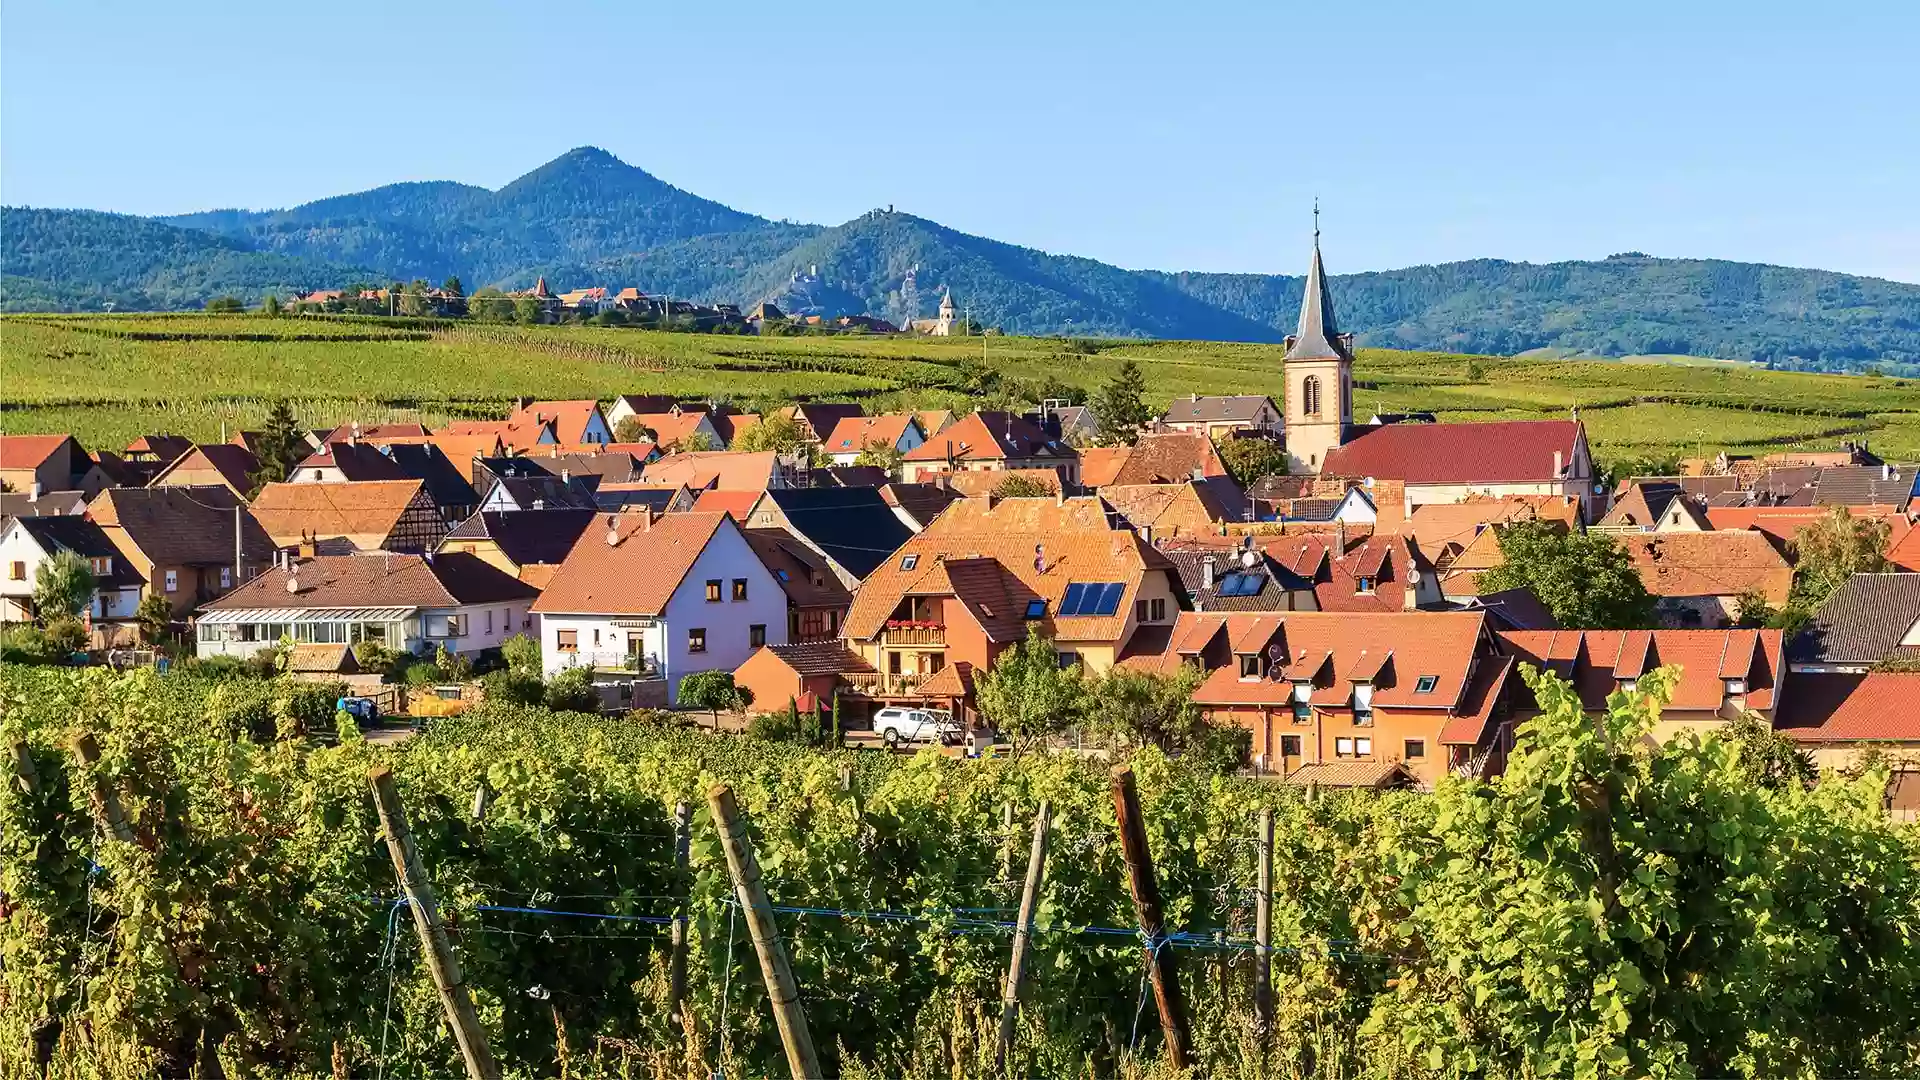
(934, 288), (957, 336)
(1282, 214), (1354, 474)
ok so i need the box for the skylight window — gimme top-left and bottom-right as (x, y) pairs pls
(901, 553), (919, 571)
(1025, 599), (1047, 619)
(1059, 582), (1124, 616)
(775, 569), (790, 581)
(1414, 675), (1439, 693)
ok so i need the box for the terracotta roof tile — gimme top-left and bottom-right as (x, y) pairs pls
(1498, 628), (1783, 712)
(1282, 761), (1414, 789)
(87, 486), (275, 566)
(0, 434), (75, 470)
(1776, 672), (1920, 742)
(1323, 420), (1583, 485)
(250, 480), (429, 544)
(822, 414), (919, 456)
(203, 552), (535, 611)
(1078, 447), (1131, 488)
(1618, 532), (1792, 604)
(530, 512), (730, 616)
(903, 412), (1076, 464)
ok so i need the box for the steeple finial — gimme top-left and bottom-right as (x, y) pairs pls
(1313, 197), (1320, 244)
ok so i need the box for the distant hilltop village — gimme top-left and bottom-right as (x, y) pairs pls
(284, 268), (975, 338)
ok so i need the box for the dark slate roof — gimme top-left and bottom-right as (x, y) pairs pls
(1461, 587), (1557, 631)
(814, 466), (889, 488)
(383, 443), (479, 510)
(490, 475), (600, 510)
(444, 509), (599, 567)
(1164, 548), (1312, 612)
(593, 487), (680, 513)
(0, 489), (88, 517)
(1159, 395), (1278, 424)
(9, 515), (146, 588)
(1368, 412), (1437, 426)
(1790, 572), (1920, 666)
(1281, 237), (1354, 363)
(763, 487), (913, 579)
(477, 457), (555, 480)
(1283, 497), (1345, 523)
(1812, 465), (1914, 506)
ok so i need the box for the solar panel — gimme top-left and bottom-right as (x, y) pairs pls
(1058, 582), (1123, 616)
(1059, 583), (1090, 616)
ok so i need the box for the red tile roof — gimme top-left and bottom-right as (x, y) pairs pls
(1158, 611), (1490, 709)
(0, 434), (72, 470)
(903, 412), (1075, 464)
(531, 512), (731, 615)
(693, 489), (766, 521)
(508, 401), (604, 448)
(1497, 628), (1783, 712)
(1618, 532), (1793, 604)
(1322, 420), (1583, 485)
(1775, 673), (1920, 742)
(822, 414), (920, 456)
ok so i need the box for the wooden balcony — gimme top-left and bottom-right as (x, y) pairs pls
(881, 622), (945, 647)
(839, 671), (932, 697)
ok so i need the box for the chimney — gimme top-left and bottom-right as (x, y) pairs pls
(643, 506), (654, 531)
(28, 481), (41, 501)
(350, 421), (361, 446)
(1552, 449), (1564, 477)
(298, 535), (316, 559)
(1335, 520), (1347, 552)
(561, 468), (570, 483)
(1202, 556), (1216, 589)
(1054, 486), (1064, 506)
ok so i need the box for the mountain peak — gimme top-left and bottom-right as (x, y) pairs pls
(554, 145), (623, 168)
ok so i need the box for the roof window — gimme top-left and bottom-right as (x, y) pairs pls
(901, 553), (919, 571)
(1025, 599), (1047, 619)
(1414, 675), (1439, 693)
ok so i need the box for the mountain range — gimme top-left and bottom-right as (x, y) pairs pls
(5, 146), (1918, 369)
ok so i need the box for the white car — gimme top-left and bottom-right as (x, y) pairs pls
(873, 707), (960, 748)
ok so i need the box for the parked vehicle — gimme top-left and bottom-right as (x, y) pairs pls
(872, 707), (960, 748)
(337, 696), (380, 723)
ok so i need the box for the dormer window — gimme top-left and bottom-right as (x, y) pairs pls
(1414, 675), (1438, 694)
(1725, 678), (1747, 695)
(901, 553), (919, 571)
(1239, 655), (1262, 680)
(1618, 677), (1638, 693)
(1355, 576), (1376, 594)
(1291, 699), (1311, 722)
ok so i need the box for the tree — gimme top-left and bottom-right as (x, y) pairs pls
(1217, 436), (1289, 484)
(513, 296), (543, 324)
(206, 295), (245, 314)
(135, 593), (173, 644)
(500, 632), (542, 676)
(1092, 358), (1152, 445)
(441, 276), (464, 297)
(852, 441), (905, 474)
(671, 431), (717, 454)
(731, 412), (806, 454)
(261, 294), (282, 317)
(1720, 711), (1815, 789)
(247, 400), (307, 492)
(32, 550), (94, 621)
(974, 633), (1084, 747)
(678, 670), (749, 725)
(1477, 520), (1656, 629)
(1789, 505), (1890, 611)
(543, 667), (601, 712)
(990, 472), (1053, 499)
(469, 288), (513, 322)
(613, 416), (654, 444)
(1083, 664), (1208, 753)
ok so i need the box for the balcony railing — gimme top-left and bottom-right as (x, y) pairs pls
(882, 622), (946, 646)
(554, 649), (662, 678)
(840, 671), (933, 697)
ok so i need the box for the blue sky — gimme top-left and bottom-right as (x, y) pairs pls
(4, 0), (1916, 282)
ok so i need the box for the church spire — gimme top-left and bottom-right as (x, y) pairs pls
(1283, 202), (1352, 363)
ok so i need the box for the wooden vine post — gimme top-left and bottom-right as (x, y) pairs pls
(1254, 807), (1275, 1039)
(368, 767), (500, 1080)
(1111, 765), (1193, 1071)
(995, 800), (1052, 1071)
(708, 783), (822, 1080)
(666, 800), (693, 1033)
(10, 739), (38, 796)
(71, 734), (134, 843)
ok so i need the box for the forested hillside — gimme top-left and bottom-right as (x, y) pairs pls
(8, 146), (1920, 367)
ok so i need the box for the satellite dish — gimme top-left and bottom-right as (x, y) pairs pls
(1240, 549), (1258, 569)
(1409, 568), (1423, 584)
(285, 574), (300, 594)
(1267, 643), (1285, 660)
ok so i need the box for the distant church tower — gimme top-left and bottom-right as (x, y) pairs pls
(933, 287), (957, 337)
(1283, 210), (1355, 474)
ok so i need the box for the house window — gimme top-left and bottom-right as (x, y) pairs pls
(1057, 651), (1079, 669)
(732, 578), (748, 601)
(758, 511), (775, 526)
(750, 624), (767, 648)
(7, 561), (23, 581)
(1355, 737), (1372, 756)
(1135, 599), (1148, 622)
(1302, 375), (1322, 417)
(1404, 739), (1426, 760)
(1335, 737), (1354, 757)
(901, 553), (919, 571)
(1025, 599), (1047, 619)
(485, 610), (494, 634)
(164, 570), (178, 593)
(1414, 675), (1439, 693)
(775, 568), (790, 581)
(1355, 576), (1375, 594)
(90, 556), (113, 575)
(828, 610), (838, 634)
(1151, 597), (1166, 621)
(800, 609), (826, 637)
(1725, 678), (1747, 695)
(688, 628), (707, 653)
(705, 579), (722, 602)
(557, 629), (578, 652)
(1292, 700), (1311, 722)
(1353, 707), (1373, 727)
(1279, 734), (1302, 757)
(219, 567), (231, 589)
(1239, 655), (1262, 679)
(888, 651), (902, 674)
